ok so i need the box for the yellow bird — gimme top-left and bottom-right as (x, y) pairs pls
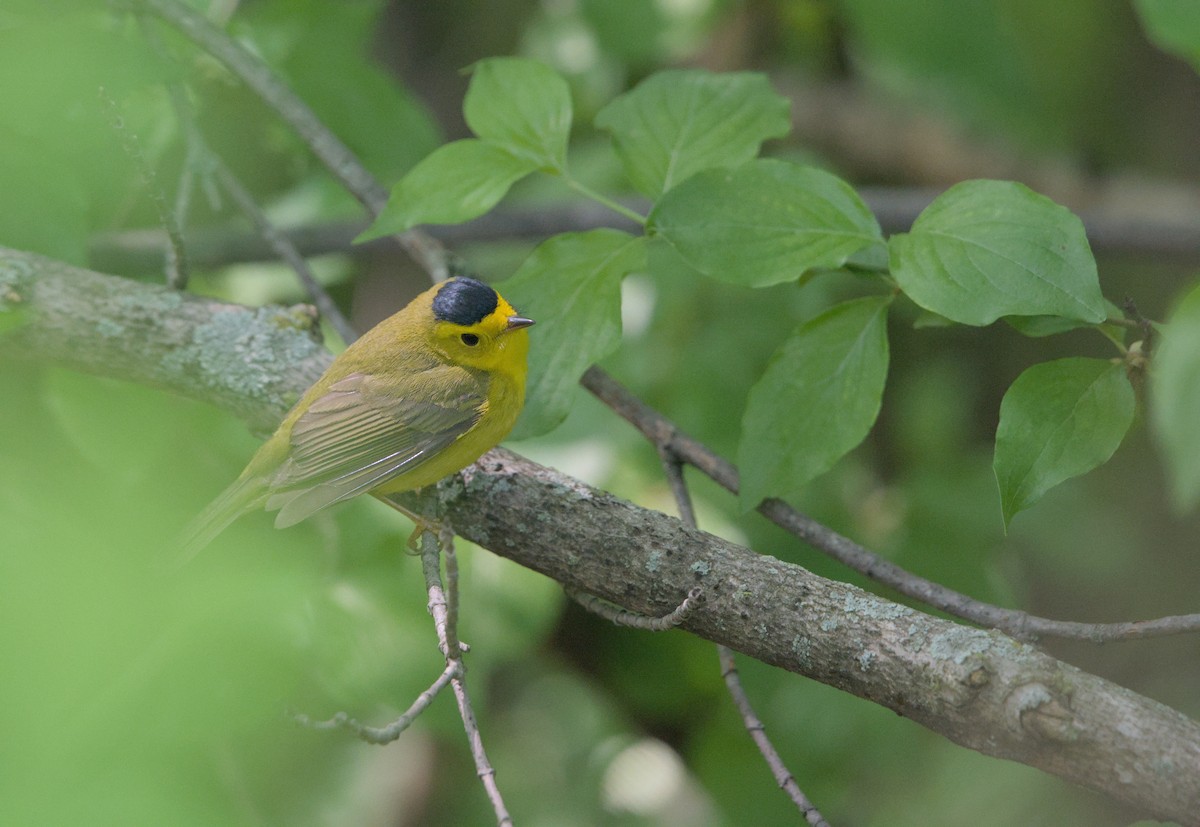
(181, 276), (533, 556)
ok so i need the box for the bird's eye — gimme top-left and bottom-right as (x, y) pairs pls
(460, 333), (480, 346)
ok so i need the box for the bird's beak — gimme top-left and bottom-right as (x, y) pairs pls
(506, 316), (535, 331)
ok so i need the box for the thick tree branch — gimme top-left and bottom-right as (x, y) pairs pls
(0, 247), (325, 433)
(4, 248), (1199, 825)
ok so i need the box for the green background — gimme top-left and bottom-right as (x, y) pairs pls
(1, 1), (1198, 824)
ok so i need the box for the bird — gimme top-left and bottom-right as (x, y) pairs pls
(180, 276), (533, 558)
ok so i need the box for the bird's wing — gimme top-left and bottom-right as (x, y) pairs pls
(264, 369), (485, 526)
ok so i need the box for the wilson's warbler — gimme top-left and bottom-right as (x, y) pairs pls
(181, 276), (533, 556)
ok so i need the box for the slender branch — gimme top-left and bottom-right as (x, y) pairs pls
(582, 366), (1200, 644)
(657, 447), (697, 526)
(89, 199), (647, 275)
(566, 586), (704, 631)
(137, 0), (386, 210)
(146, 25), (360, 345)
(135, 7), (201, 289)
(291, 662), (460, 745)
(420, 510), (462, 658)
(98, 84), (189, 288)
(659, 446), (829, 825)
(212, 160), (357, 345)
(718, 647), (830, 827)
(442, 523), (462, 643)
(169, 140), (203, 253)
(417, 503), (511, 826)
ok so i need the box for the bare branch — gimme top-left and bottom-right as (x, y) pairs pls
(566, 586), (704, 631)
(211, 160), (358, 345)
(0, 247), (327, 434)
(291, 662), (460, 745)
(98, 84), (189, 288)
(581, 366), (1200, 644)
(660, 445), (829, 824)
(718, 646), (829, 827)
(417, 504), (511, 826)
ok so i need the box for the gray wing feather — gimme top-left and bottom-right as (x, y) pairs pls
(265, 371), (484, 527)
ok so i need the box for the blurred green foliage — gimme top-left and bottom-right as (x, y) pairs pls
(2, 1), (1199, 826)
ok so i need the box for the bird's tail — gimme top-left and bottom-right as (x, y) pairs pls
(175, 476), (269, 566)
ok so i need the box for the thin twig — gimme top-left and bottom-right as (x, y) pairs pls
(212, 160), (357, 344)
(441, 523), (462, 640)
(420, 511), (461, 658)
(291, 662), (460, 745)
(171, 141), (200, 240)
(566, 447), (704, 631)
(98, 84), (189, 288)
(136, 9), (202, 270)
(583, 366), (1200, 643)
(657, 445), (697, 526)
(448, 667), (510, 827)
(718, 646), (831, 827)
(418, 502), (511, 826)
(566, 587), (704, 631)
(659, 447), (830, 824)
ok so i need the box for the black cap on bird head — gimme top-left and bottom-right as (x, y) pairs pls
(432, 277), (499, 326)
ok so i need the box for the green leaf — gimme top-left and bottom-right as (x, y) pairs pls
(1135, 0), (1200, 69)
(648, 159), (884, 288)
(1151, 282), (1200, 510)
(911, 309), (955, 329)
(1004, 315), (1092, 338)
(1007, 300), (1128, 350)
(358, 140), (539, 239)
(463, 57), (572, 171)
(889, 180), (1105, 326)
(498, 230), (647, 439)
(738, 295), (892, 509)
(994, 358), (1134, 526)
(594, 69), (791, 198)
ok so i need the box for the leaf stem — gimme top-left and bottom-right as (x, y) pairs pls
(563, 176), (647, 225)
